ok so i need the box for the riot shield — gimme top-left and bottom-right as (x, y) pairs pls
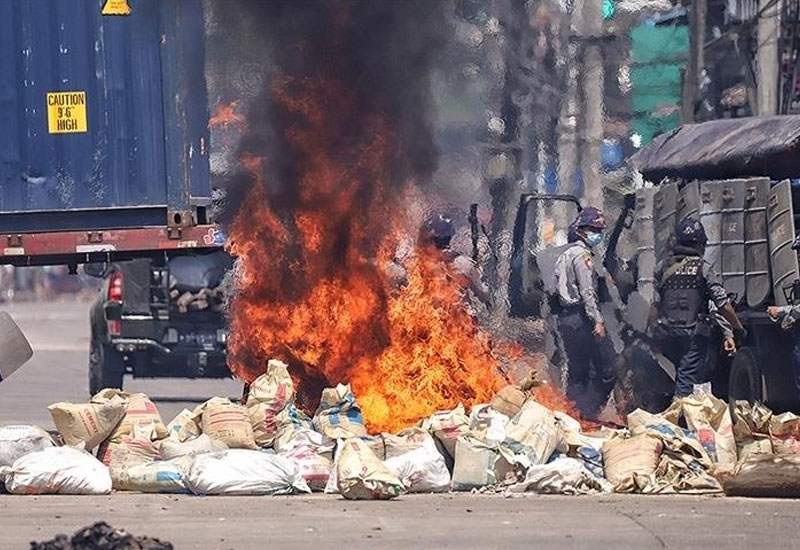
(721, 179), (746, 302)
(653, 182), (677, 264)
(677, 180), (700, 223)
(634, 188), (656, 303)
(768, 180), (799, 306)
(744, 177), (771, 308)
(699, 180), (723, 277)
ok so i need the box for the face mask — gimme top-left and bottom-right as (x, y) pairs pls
(585, 232), (603, 248)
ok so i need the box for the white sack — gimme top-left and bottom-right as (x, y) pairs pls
(0, 425), (55, 468)
(117, 456), (194, 493)
(383, 437), (450, 493)
(510, 456), (612, 495)
(280, 444), (332, 492)
(158, 434), (228, 459)
(185, 449), (310, 495)
(2, 446), (111, 495)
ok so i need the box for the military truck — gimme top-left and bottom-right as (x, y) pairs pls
(509, 116), (800, 414)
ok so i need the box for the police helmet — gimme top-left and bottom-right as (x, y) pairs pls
(573, 206), (606, 231)
(676, 217), (708, 246)
(423, 212), (455, 249)
(792, 235), (800, 250)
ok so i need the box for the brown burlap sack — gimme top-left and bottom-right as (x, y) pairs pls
(94, 389), (168, 442)
(48, 393), (127, 450)
(201, 397), (257, 449)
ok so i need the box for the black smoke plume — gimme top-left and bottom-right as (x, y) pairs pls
(208, 0), (447, 227)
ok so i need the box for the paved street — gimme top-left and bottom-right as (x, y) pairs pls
(0, 299), (798, 550)
(2, 492), (799, 550)
(0, 298), (242, 426)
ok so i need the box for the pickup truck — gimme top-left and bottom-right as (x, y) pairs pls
(87, 251), (233, 395)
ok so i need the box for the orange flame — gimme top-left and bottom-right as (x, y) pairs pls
(226, 74), (547, 433)
(209, 101), (246, 129)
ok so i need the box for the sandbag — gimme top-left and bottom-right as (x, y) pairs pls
(732, 401), (774, 461)
(553, 411), (582, 434)
(564, 430), (606, 480)
(313, 384), (367, 440)
(280, 444), (332, 492)
(186, 449), (310, 495)
(274, 427), (334, 458)
(48, 394), (127, 450)
(499, 400), (563, 468)
(336, 438), (404, 500)
(383, 427), (431, 460)
(94, 390), (168, 442)
(383, 436), (450, 493)
(272, 405), (316, 453)
(468, 405), (509, 449)
(509, 456), (611, 495)
(724, 454), (800, 497)
(201, 397), (257, 450)
(246, 360), (296, 447)
(157, 434), (228, 459)
(490, 385), (527, 419)
(769, 412), (800, 455)
(116, 456), (194, 493)
(627, 408), (720, 493)
(628, 409), (711, 463)
(664, 384), (737, 472)
(166, 408), (202, 442)
(0, 425), (55, 468)
(362, 435), (389, 460)
(451, 434), (499, 491)
(2, 446), (111, 495)
(97, 433), (161, 489)
(420, 404), (470, 461)
(602, 434), (662, 493)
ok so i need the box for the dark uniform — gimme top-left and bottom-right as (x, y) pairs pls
(554, 207), (615, 418)
(767, 235), (800, 398)
(652, 218), (731, 397)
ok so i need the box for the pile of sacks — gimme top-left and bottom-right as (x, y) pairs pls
(170, 286), (225, 314)
(2, 366), (799, 499)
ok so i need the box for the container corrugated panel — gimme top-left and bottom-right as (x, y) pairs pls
(0, 0), (209, 231)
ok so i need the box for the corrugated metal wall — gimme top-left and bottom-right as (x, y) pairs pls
(0, 0), (209, 220)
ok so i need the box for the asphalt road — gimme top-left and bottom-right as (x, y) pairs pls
(1, 299), (799, 550)
(0, 298), (242, 426)
(3, 493), (799, 550)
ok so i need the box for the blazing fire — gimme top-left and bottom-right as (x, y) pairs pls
(209, 101), (246, 129)
(224, 73), (516, 433)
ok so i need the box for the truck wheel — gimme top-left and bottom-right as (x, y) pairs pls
(89, 339), (124, 396)
(728, 347), (763, 411)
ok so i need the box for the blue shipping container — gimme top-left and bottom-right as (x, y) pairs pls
(0, 0), (210, 233)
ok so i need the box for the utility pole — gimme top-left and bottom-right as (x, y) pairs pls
(757, 0), (782, 115)
(683, 0), (707, 122)
(557, 3), (579, 210)
(577, 0), (605, 207)
(484, 0), (525, 317)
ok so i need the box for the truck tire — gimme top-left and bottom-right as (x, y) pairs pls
(89, 339), (124, 396)
(728, 346), (763, 412)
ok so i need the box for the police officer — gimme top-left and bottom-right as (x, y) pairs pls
(554, 206), (616, 419)
(649, 217), (741, 397)
(422, 212), (492, 306)
(766, 235), (800, 399)
(387, 212), (491, 306)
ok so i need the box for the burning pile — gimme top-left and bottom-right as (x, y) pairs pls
(219, 1), (509, 433)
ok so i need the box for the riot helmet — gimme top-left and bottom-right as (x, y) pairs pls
(676, 217), (708, 247)
(423, 212), (455, 250)
(572, 206), (606, 247)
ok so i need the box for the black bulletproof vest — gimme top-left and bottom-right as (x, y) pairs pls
(660, 256), (705, 327)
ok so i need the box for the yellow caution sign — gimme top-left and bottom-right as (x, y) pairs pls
(102, 0), (131, 16)
(46, 91), (88, 134)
